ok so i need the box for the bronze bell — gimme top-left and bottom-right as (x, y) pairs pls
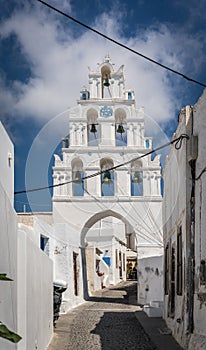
(116, 123), (125, 135)
(103, 75), (110, 87)
(73, 170), (82, 184)
(102, 170), (113, 184)
(90, 123), (97, 133)
(132, 171), (142, 183)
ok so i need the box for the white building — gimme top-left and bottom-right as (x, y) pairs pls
(51, 55), (163, 310)
(0, 121), (53, 350)
(163, 89), (206, 349)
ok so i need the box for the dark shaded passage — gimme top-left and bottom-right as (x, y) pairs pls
(91, 311), (157, 350)
(48, 281), (183, 350)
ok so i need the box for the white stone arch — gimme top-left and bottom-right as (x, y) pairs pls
(101, 63), (112, 98)
(86, 108), (98, 124)
(80, 209), (135, 299)
(114, 107), (127, 123)
(87, 108), (99, 145)
(80, 209), (135, 247)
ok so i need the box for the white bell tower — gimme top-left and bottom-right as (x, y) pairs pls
(52, 56), (163, 304)
(53, 55), (161, 199)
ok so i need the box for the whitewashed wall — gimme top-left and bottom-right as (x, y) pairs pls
(162, 106), (192, 348)
(17, 226), (53, 350)
(189, 88), (206, 350)
(137, 255), (163, 305)
(0, 123), (17, 350)
(0, 122), (14, 204)
(0, 181), (18, 350)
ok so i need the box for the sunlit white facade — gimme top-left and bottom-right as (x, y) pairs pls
(52, 56), (163, 308)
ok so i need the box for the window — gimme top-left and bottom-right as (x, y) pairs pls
(164, 244), (169, 295)
(40, 235), (49, 256)
(177, 226), (183, 295)
(200, 260), (206, 284)
(145, 139), (150, 148)
(123, 253), (126, 271)
(128, 92), (132, 100)
(116, 249), (118, 268)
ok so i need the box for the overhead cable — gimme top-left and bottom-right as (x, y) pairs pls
(36, 0), (206, 88)
(14, 133), (189, 195)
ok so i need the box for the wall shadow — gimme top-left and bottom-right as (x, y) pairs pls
(88, 282), (139, 307)
(91, 310), (157, 350)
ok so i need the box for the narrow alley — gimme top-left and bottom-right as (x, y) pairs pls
(48, 282), (183, 350)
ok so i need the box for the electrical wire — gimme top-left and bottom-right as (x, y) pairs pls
(84, 187), (163, 246)
(195, 167), (206, 180)
(14, 133), (189, 195)
(36, 0), (206, 88)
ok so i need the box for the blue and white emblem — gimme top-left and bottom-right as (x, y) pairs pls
(100, 106), (113, 117)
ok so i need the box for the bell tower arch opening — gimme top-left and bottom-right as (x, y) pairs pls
(115, 108), (127, 146)
(101, 65), (111, 98)
(87, 108), (99, 146)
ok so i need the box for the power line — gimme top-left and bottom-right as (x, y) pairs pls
(14, 133), (189, 195)
(36, 0), (206, 88)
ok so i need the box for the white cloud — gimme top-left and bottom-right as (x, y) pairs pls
(0, 2), (205, 126)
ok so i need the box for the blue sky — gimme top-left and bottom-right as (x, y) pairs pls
(0, 0), (206, 212)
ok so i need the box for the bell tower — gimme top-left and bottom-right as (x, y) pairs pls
(53, 54), (162, 202)
(88, 54), (125, 99)
(52, 55), (163, 308)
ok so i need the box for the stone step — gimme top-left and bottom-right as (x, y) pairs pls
(143, 305), (163, 317)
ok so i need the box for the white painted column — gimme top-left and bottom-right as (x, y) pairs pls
(53, 174), (58, 196)
(100, 122), (115, 146)
(127, 124), (134, 146)
(156, 174), (161, 196)
(97, 80), (101, 98)
(115, 169), (130, 196)
(140, 126), (144, 147)
(69, 124), (75, 146)
(76, 126), (81, 145)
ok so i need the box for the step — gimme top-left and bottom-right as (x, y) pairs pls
(143, 305), (163, 317)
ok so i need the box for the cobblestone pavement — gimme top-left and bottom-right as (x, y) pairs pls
(48, 282), (158, 350)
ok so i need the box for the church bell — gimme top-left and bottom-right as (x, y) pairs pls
(116, 123), (125, 135)
(103, 75), (110, 87)
(132, 171), (142, 183)
(73, 170), (82, 184)
(102, 170), (113, 184)
(90, 123), (97, 134)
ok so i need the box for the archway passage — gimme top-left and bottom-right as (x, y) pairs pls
(80, 210), (137, 299)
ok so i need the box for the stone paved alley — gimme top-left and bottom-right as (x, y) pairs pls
(48, 282), (183, 350)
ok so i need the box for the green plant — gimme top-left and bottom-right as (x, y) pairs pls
(0, 274), (22, 343)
